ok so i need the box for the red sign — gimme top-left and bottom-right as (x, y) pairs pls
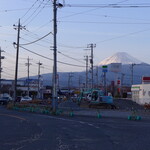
(117, 80), (121, 85)
(142, 77), (150, 82)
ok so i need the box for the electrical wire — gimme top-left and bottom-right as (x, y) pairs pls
(20, 46), (85, 68)
(22, 0), (47, 25)
(25, 0), (51, 26)
(57, 43), (85, 49)
(20, 37), (51, 49)
(20, 0), (39, 20)
(0, 8), (35, 13)
(1, 1), (149, 14)
(20, 30), (85, 63)
(3, 66), (15, 72)
(22, 29), (85, 49)
(2, 71), (14, 77)
(64, 4), (150, 8)
(20, 34), (85, 64)
(58, 0), (131, 20)
(31, 60), (53, 70)
(95, 28), (150, 44)
(21, 19), (52, 37)
(57, 51), (85, 64)
(2, 74), (13, 79)
(59, 20), (150, 25)
(20, 31), (52, 45)
(84, 13), (150, 22)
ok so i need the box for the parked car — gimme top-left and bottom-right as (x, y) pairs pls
(20, 96), (32, 102)
(0, 96), (13, 105)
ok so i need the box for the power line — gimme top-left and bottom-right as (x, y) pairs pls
(20, 36), (85, 63)
(20, 31), (52, 46)
(57, 51), (85, 64)
(59, 9), (150, 22)
(20, 46), (85, 68)
(3, 66), (15, 72)
(21, 27), (86, 49)
(22, 0), (49, 25)
(26, 0), (51, 26)
(56, 0), (132, 20)
(22, 30), (85, 49)
(84, 13), (150, 22)
(64, 4), (150, 8)
(95, 28), (150, 44)
(59, 20), (150, 25)
(20, 30), (85, 63)
(20, 37), (51, 49)
(0, 8), (36, 13)
(21, 20), (53, 37)
(21, 28), (53, 44)
(1, 2), (150, 14)
(2, 71), (14, 77)
(22, 0), (44, 24)
(20, 0), (39, 20)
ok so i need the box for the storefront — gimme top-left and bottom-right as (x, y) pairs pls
(131, 84), (150, 105)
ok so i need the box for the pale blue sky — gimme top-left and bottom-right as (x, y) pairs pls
(0, 0), (150, 79)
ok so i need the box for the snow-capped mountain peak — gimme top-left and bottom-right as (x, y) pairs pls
(98, 52), (143, 65)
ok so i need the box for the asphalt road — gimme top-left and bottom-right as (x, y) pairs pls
(0, 106), (150, 150)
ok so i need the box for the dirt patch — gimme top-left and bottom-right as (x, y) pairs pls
(113, 98), (144, 111)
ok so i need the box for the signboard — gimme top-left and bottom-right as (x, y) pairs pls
(117, 79), (121, 85)
(142, 77), (150, 83)
(25, 79), (38, 87)
(102, 65), (108, 72)
(110, 63), (122, 73)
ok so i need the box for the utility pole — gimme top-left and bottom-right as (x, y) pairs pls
(131, 63), (136, 85)
(0, 47), (4, 94)
(96, 66), (99, 88)
(121, 73), (125, 86)
(103, 72), (107, 95)
(68, 73), (73, 91)
(52, 0), (57, 112)
(84, 55), (88, 90)
(57, 74), (59, 90)
(37, 61), (42, 99)
(25, 57), (32, 96)
(78, 75), (83, 90)
(87, 43), (96, 89)
(52, 0), (63, 112)
(121, 73), (125, 97)
(13, 19), (25, 101)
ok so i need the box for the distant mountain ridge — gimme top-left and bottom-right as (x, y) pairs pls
(26, 52), (150, 87)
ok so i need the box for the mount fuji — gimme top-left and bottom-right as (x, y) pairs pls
(99, 52), (144, 65)
(98, 52), (150, 85)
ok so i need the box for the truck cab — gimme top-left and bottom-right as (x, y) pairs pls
(88, 89), (114, 108)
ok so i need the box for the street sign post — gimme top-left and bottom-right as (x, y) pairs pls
(102, 65), (108, 72)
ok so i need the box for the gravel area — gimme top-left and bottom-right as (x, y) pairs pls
(58, 99), (80, 110)
(58, 98), (146, 112)
(113, 98), (145, 111)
